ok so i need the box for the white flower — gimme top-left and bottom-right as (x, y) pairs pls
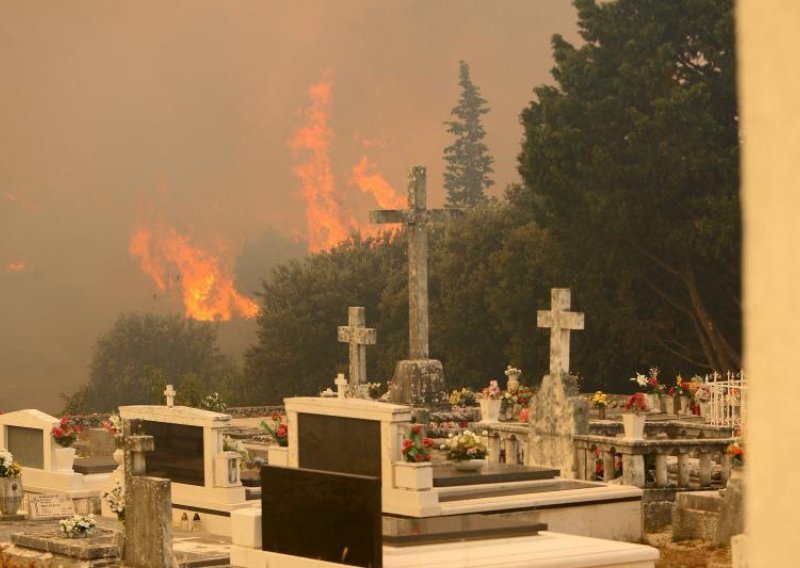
(629, 372), (647, 387)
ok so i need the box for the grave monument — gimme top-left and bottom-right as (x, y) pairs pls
(337, 306), (376, 387)
(370, 165), (461, 404)
(529, 288), (589, 477)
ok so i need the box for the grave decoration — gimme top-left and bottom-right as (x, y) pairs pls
(400, 425), (432, 463)
(51, 417), (81, 472)
(260, 411), (288, 447)
(448, 387), (477, 407)
(622, 393), (648, 439)
(0, 449), (23, 518)
(59, 514), (97, 539)
(443, 429), (488, 471)
(504, 365), (522, 392)
(592, 391), (609, 420)
(27, 493), (76, 520)
(479, 380), (502, 422)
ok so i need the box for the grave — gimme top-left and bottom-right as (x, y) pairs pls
(119, 399), (256, 536)
(230, 463), (659, 568)
(0, 409), (109, 511)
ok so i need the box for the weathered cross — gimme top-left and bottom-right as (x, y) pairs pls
(370, 166), (461, 359)
(334, 373), (348, 399)
(337, 306), (376, 386)
(164, 384), (176, 408)
(537, 288), (585, 378)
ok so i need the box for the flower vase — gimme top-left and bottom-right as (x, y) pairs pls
(645, 394), (659, 412)
(673, 395), (682, 414)
(598, 406), (607, 420)
(54, 447), (76, 472)
(666, 396), (676, 416)
(480, 399), (501, 422)
(680, 395), (692, 415)
(622, 413), (646, 439)
(453, 459), (487, 472)
(0, 477), (24, 516)
(659, 395), (668, 413)
(506, 373), (520, 394)
(394, 462), (433, 490)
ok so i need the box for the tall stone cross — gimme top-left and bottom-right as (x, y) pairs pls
(537, 288), (585, 378)
(370, 166), (461, 360)
(164, 384), (176, 408)
(337, 307), (376, 386)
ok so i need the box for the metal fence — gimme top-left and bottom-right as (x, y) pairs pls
(704, 370), (747, 428)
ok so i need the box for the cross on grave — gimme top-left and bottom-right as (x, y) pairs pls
(334, 373), (348, 399)
(337, 307), (377, 386)
(164, 384), (176, 408)
(370, 166), (461, 359)
(537, 288), (585, 378)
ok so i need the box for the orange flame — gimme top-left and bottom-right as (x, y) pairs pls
(290, 79), (359, 252)
(350, 156), (405, 209)
(129, 225), (258, 321)
(6, 262), (25, 273)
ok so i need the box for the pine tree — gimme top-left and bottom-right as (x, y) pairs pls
(443, 60), (494, 208)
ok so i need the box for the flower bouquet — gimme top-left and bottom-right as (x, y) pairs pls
(102, 481), (125, 522)
(443, 429), (487, 470)
(728, 439), (744, 468)
(51, 417), (80, 448)
(449, 388), (477, 407)
(401, 425), (433, 463)
(261, 412), (288, 447)
(0, 450), (21, 479)
(622, 393), (647, 439)
(103, 414), (124, 448)
(60, 514), (97, 539)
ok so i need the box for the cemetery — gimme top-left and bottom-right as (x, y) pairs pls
(7, 0), (789, 565)
(0, 165), (746, 567)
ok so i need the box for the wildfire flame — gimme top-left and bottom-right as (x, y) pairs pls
(6, 262), (25, 273)
(129, 225), (258, 321)
(290, 79), (359, 253)
(350, 156), (405, 209)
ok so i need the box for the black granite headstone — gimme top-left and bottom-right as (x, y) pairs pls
(297, 413), (381, 478)
(262, 465), (382, 568)
(6, 426), (45, 469)
(137, 421), (204, 486)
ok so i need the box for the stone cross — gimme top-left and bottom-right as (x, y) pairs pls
(370, 166), (461, 359)
(334, 373), (348, 399)
(164, 384), (176, 407)
(537, 288), (585, 377)
(337, 307), (377, 386)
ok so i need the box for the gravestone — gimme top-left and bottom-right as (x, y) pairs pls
(137, 421), (205, 486)
(27, 494), (75, 520)
(370, 165), (461, 404)
(261, 465), (382, 568)
(338, 306), (377, 386)
(6, 426), (45, 469)
(297, 414), (382, 478)
(528, 288), (589, 477)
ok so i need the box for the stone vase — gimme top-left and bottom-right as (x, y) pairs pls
(680, 395), (692, 415)
(622, 413), (646, 439)
(673, 394), (683, 414)
(646, 394), (660, 412)
(506, 373), (521, 394)
(480, 398), (501, 422)
(394, 462), (433, 490)
(54, 447), (76, 472)
(453, 458), (487, 472)
(666, 395), (677, 416)
(0, 477), (24, 516)
(659, 395), (668, 413)
(597, 406), (607, 420)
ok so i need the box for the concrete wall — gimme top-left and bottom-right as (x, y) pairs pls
(739, 1), (800, 566)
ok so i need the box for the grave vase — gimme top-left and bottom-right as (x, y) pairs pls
(659, 395), (668, 413)
(394, 462), (433, 490)
(480, 398), (501, 422)
(506, 373), (521, 394)
(680, 395), (692, 415)
(54, 446), (76, 472)
(646, 394), (660, 412)
(622, 413), (646, 439)
(453, 458), (487, 472)
(0, 477), (24, 516)
(597, 406), (607, 421)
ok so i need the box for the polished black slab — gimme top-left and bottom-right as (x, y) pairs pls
(138, 420), (205, 486)
(382, 514), (547, 547)
(297, 413), (381, 478)
(73, 457), (117, 474)
(262, 465), (382, 568)
(432, 464), (560, 487)
(6, 426), (45, 469)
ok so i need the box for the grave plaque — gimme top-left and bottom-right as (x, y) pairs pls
(262, 465), (381, 568)
(27, 493), (75, 520)
(297, 414), (381, 478)
(137, 421), (204, 486)
(6, 426), (45, 469)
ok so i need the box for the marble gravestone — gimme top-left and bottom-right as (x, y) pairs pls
(370, 165), (461, 405)
(528, 288), (589, 478)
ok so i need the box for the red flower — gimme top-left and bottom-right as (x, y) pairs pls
(52, 427), (64, 437)
(422, 438), (433, 447)
(415, 453), (423, 462)
(270, 411), (282, 422)
(412, 425), (422, 434)
(275, 424), (288, 438)
(60, 417), (70, 426)
(403, 439), (413, 449)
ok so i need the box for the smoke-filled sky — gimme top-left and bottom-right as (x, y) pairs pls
(0, 1), (578, 412)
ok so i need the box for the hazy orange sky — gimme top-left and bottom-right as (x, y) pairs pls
(0, 1), (578, 412)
